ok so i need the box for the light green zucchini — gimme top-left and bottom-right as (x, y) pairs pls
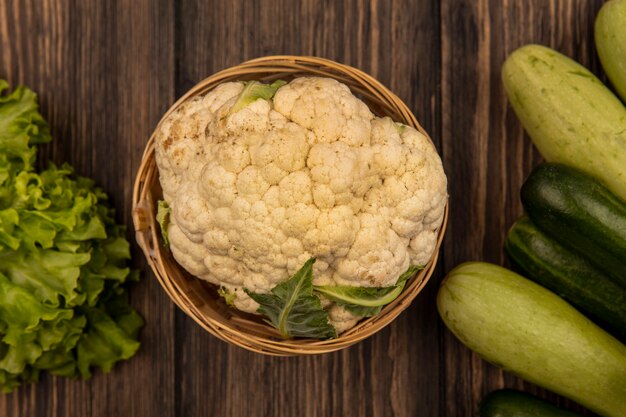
(502, 44), (626, 202)
(595, 0), (626, 103)
(437, 262), (626, 417)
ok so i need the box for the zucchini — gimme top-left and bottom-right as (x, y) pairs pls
(521, 163), (626, 288)
(596, 0), (626, 103)
(502, 44), (626, 202)
(505, 216), (626, 341)
(437, 262), (626, 417)
(479, 389), (583, 417)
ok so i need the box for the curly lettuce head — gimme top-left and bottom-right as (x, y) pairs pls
(0, 80), (142, 392)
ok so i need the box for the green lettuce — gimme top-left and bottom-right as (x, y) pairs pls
(0, 80), (50, 179)
(0, 80), (142, 392)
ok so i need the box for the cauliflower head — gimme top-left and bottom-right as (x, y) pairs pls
(154, 77), (447, 333)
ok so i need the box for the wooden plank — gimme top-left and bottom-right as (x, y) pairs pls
(0, 0), (615, 415)
(174, 0), (442, 416)
(0, 0), (176, 416)
(440, 0), (605, 415)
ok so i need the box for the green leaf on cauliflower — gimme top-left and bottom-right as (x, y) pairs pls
(395, 122), (408, 133)
(217, 286), (236, 307)
(156, 200), (171, 246)
(0, 80), (142, 392)
(245, 258), (337, 339)
(339, 304), (383, 318)
(315, 265), (422, 317)
(229, 80), (286, 114)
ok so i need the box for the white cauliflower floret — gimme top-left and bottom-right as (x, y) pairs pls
(168, 224), (209, 278)
(273, 77), (374, 146)
(249, 124), (310, 185)
(327, 305), (361, 334)
(334, 213), (410, 287)
(155, 77), (447, 334)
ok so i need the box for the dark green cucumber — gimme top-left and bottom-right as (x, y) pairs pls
(479, 389), (583, 417)
(505, 216), (626, 341)
(521, 163), (626, 289)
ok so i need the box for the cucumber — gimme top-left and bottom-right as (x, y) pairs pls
(521, 163), (626, 289)
(437, 262), (626, 417)
(596, 0), (626, 103)
(502, 44), (626, 202)
(479, 389), (583, 417)
(505, 216), (626, 341)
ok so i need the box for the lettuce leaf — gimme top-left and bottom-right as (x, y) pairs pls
(0, 80), (50, 177)
(0, 80), (142, 392)
(76, 304), (141, 377)
(246, 258), (336, 339)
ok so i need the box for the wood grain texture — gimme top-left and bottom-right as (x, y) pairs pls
(0, 0), (610, 415)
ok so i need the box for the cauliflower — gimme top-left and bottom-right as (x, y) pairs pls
(154, 77), (447, 336)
